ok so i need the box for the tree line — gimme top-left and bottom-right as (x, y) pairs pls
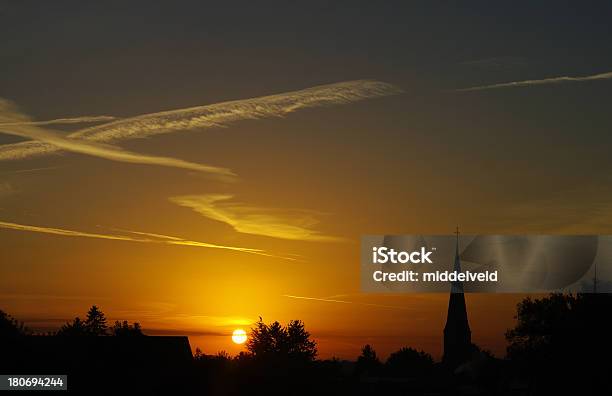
(0, 305), (143, 336)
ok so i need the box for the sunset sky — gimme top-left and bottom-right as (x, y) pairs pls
(1, 2), (612, 359)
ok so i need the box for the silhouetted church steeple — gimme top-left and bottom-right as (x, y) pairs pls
(443, 227), (472, 368)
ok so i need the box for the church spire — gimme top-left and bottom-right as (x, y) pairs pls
(443, 226), (472, 368)
(455, 226), (459, 253)
(594, 259), (598, 293)
(451, 226), (463, 293)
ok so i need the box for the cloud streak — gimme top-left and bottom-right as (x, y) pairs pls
(170, 194), (344, 242)
(106, 226), (296, 259)
(0, 166), (61, 174)
(456, 70), (612, 92)
(0, 80), (401, 161)
(0, 115), (117, 127)
(282, 294), (411, 310)
(0, 99), (235, 177)
(0, 220), (272, 256)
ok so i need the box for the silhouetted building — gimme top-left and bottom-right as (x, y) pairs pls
(443, 232), (472, 369)
(0, 336), (195, 394)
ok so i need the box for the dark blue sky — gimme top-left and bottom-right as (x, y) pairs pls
(2, 1), (612, 108)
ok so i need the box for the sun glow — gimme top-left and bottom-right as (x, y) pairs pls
(232, 328), (247, 344)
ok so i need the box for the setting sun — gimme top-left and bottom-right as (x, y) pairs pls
(231, 329), (247, 344)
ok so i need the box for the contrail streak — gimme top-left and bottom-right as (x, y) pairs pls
(0, 166), (61, 174)
(283, 295), (352, 304)
(106, 227), (298, 259)
(106, 227), (185, 241)
(0, 100), (234, 177)
(455, 70), (612, 92)
(0, 220), (265, 256)
(0, 115), (116, 127)
(1, 125), (235, 177)
(0, 80), (401, 161)
(282, 294), (411, 310)
(0, 220), (150, 242)
(0, 220), (297, 260)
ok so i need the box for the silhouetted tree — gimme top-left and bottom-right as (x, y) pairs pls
(247, 319), (276, 357)
(246, 317), (317, 362)
(85, 305), (108, 335)
(286, 320), (317, 361)
(56, 306), (111, 336)
(355, 344), (382, 377)
(0, 310), (28, 336)
(193, 347), (204, 360)
(111, 320), (143, 336)
(57, 317), (88, 336)
(506, 293), (574, 360)
(385, 346), (433, 378)
(506, 293), (612, 393)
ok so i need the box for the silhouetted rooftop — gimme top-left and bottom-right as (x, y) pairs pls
(1, 336), (195, 394)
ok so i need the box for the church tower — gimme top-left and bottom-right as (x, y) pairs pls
(443, 228), (472, 368)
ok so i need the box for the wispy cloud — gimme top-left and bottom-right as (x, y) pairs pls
(282, 294), (411, 310)
(456, 70), (612, 92)
(0, 220), (272, 256)
(0, 141), (55, 160)
(0, 99), (235, 177)
(0, 115), (117, 127)
(0, 166), (61, 174)
(0, 80), (401, 161)
(170, 194), (344, 242)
